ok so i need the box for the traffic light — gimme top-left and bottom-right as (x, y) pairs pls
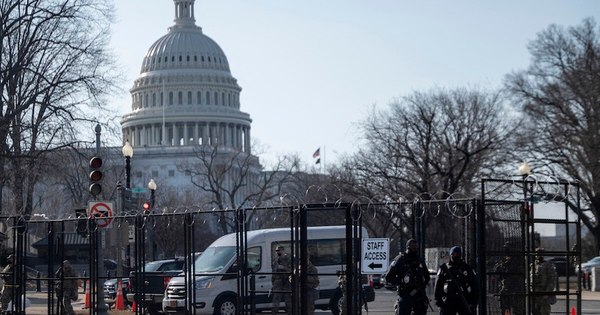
(89, 156), (103, 196)
(142, 201), (151, 214)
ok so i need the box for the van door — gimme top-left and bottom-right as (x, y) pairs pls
(247, 245), (272, 309)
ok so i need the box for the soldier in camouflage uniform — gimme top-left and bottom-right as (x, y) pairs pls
(337, 272), (347, 315)
(305, 257), (320, 315)
(271, 245), (292, 314)
(0, 255), (15, 313)
(56, 260), (78, 315)
(290, 254), (320, 315)
(531, 249), (556, 315)
(494, 242), (524, 315)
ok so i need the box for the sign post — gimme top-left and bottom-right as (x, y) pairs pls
(361, 238), (389, 274)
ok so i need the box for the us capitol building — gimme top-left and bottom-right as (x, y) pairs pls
(119, 0), (258, 196)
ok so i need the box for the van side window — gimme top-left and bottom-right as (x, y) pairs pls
(247, 246), (262, 272)
(309, 239), (344, 266)
(272, 239), (345, 267)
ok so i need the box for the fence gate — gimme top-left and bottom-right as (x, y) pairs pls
(482, 177), (582, 315)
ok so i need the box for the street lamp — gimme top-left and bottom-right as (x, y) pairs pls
(518, 161), (531, 177)
(122, 141), (133, 189)
(121, 140), (134, 270)
(148, 179), (157, 209)
(147, 179), (157, 260)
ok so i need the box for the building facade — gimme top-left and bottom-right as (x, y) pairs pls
(119, 0), (259, 195)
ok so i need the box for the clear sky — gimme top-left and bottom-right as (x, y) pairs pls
(108, 0), (598, 167)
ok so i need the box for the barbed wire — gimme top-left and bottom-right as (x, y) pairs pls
(5, 178), (580, 223)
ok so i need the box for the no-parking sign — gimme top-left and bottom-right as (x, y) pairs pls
(88, 202), (113, 229)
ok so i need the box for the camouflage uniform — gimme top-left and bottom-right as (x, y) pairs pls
(271, 246), (292, 314)
(305, 261), (320, 315)
(56, 260), (78, 315)
(337, 274), (347, 315)
(290, 259), (320, 315)
(531, 257), (556, 315)
(494, 255), (525, 315)
(0, 256), (15, 312)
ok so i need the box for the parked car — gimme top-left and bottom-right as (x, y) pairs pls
(578, 256), (600, 274)
(128, 258), (188, 315)
(549, 257), (575, 277)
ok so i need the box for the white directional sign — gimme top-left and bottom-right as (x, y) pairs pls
(362, 238), (389, 274)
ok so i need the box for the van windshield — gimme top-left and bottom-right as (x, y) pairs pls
(194, 246), (236, 272)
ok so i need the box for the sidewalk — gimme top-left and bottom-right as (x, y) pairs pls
(23, 291), (133, 314)
(580, 290), (600, 301)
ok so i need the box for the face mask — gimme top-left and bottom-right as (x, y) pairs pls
(451, 255), (461, 262)
(277, 252), (282, 256)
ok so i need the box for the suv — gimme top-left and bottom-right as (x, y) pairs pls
(128, 258), (187, 315)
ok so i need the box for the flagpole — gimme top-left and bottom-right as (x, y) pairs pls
(323, 145), (326, 172)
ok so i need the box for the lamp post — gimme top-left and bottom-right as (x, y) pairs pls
(122, 141), (134, 269)
(122, 141), (133, 189)
(148, 179), (157, 260)
(148, 179), (157, 208)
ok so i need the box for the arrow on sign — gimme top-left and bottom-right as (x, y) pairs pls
(368, 262), (382, 270)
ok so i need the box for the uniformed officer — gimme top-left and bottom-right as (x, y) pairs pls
(434, 246), (478, 315)
(385, 239), (430, 315)
(0, 255), (15, 312)
(531, 248), (556, 315)
(290, 254), (319, 315)
(271, 245), (292, 314)
(56, 260), (78, 315)
(337, 272), (347, 315)
(494, 242), (524, 315)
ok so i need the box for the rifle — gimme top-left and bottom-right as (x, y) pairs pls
(440, 263), (474, 315)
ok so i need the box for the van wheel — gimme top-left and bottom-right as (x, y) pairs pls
(214, 296), (237, 315)
(329, 290), (343, 315)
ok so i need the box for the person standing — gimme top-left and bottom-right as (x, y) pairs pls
(494, 242), (525, 315)
(305, 255), (320, 315)
(385, 239), (430, 315)
(56, 260), (78, 315)
(531, 248), (556, 315)
(271, 245), (292, 314)
(290, 254), (320, 315)
(434, 246), (478, 315)
(0, 255), (15, 312)
(336, 272), (347, 315)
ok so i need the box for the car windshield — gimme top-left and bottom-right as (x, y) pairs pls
(143, 261), (171, 272)
(194, 246), (236, 272)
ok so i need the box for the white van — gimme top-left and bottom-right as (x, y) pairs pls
(162, 226), (374, 315)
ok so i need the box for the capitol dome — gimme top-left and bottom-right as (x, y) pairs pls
(141, 22), (230, 73)
(121, 0), (252, 154)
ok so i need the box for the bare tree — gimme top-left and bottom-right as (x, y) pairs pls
(177, 145), (299, 234)
(505, 17), (600, 253)
(0, 0), (119, 215)
(331, 87), (514, 240)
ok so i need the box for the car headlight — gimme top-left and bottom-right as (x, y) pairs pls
(194, 277), (214, 289)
